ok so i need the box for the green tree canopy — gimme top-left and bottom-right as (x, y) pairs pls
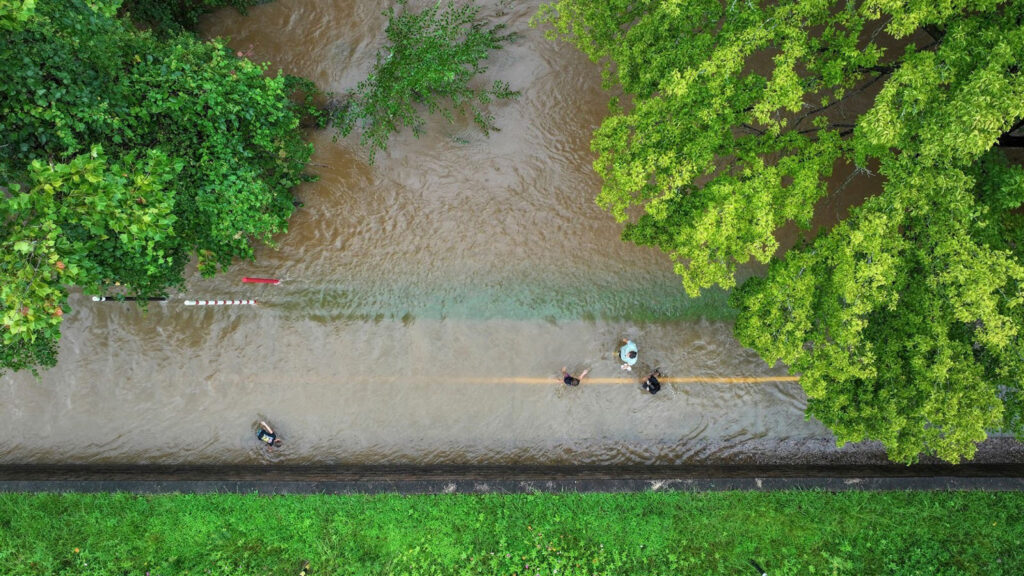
(536, 0), (1024, 462)
(335, 0), (518, 163)
(1, 0), (313, 374)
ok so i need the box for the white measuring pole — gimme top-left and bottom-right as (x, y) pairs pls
(183, 299), (257, 306)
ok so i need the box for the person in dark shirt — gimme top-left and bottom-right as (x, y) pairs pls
(642, 370), (662, 395)
(257, 420), (282, 449)
(560, 366), (589, 386)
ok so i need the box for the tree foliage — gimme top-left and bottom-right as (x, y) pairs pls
(0, 0), (35, 29)
(335, 0), (518, 163)
(0, 0), (313, 375)
(118, 0), (263, 33)
(536, 0), (1024, 462)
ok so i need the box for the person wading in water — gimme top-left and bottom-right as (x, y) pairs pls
(257, 420), (282, 449)
(619, 339), (638, 371)
(642, 369), (662, 395)
(560, 366), (589, 386)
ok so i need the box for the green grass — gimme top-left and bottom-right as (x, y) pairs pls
(1, 490), (1021, 575)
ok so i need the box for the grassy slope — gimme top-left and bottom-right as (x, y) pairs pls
(1, 490), (1022, 575)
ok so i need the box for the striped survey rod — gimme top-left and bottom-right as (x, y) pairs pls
(242, 277), (280, 284)
(183, 299), (257, 306)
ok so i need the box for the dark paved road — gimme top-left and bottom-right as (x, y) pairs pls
(3, 463), (1023, 493)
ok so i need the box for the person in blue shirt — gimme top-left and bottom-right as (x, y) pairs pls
(619, 338), (638, 371)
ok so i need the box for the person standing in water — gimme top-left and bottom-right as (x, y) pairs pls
(642, 369), (662, 395)
(560, 366), (589, 386)
(256, 420), (282, 449)
(619, 338), (638, 371)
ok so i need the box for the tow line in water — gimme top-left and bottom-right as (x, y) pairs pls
(92, 296), (168, 302)
(453, 376), (800, 385)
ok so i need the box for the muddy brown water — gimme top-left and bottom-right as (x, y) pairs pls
(0, 0), (971, 467)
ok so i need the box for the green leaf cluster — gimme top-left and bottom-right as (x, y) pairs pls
(0, 0), (35, 29)
(537, 0), (1024, 462)
(1, 0), (313, 374)
(334, 0), (519, 163)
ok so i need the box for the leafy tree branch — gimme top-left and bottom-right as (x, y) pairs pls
(537, 0), (1024, 462)
(333, 0), (518, 163)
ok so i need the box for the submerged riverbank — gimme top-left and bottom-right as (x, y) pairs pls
(3, 491), (1021, 574)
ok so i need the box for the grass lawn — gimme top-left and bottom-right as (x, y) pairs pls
(1, 490), (1021, 575)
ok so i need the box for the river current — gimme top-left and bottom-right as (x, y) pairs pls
(1, 0), (905, 466)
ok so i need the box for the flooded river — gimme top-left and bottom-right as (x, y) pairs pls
(0, 0), (919, 466)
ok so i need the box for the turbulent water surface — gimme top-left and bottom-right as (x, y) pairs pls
(1, 0), (902, 466)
